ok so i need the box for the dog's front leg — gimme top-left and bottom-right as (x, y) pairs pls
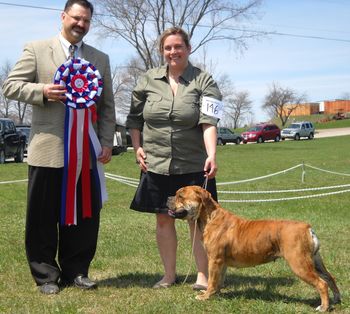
(196, 258), (224, 300)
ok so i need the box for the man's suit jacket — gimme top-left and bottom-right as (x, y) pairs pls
(2, 36), (116, 167)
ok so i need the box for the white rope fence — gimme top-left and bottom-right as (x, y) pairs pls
(0, 179), (28, 184)
(219, 189), (350, 203)
(105, 173), (139, 188)
(1, 163), (349, 203)
(216, 164), (302, 186)
(219, 183), (350, 194)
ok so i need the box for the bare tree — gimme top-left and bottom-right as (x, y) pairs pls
(111, 57), (145, 125)
(1, 60), (32, 123)
(192, 51), (250, 128)
(14, 100), (32, 124)
(262, 82), (306, 127)
(224, 91), (252, 129)
(0, 60), (14, 118)
(93, 0), (263, 70)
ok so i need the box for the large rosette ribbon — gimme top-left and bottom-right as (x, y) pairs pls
(54, 58), (107, 225)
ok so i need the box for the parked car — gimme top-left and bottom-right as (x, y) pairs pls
(125, 128), (132, 147)
(241, 123), (281, 144)
(0, 118), (26, 163)
(281, 121), (315, 140)
(217, 127), (242, 145)
(112, 124), (128, 155)
(16, 125), (31, 153)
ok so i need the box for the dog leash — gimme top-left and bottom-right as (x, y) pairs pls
(202, 174), (208, 190)
(181, 174), (209, 286)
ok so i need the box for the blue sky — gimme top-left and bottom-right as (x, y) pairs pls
(1, 0), (349, 122)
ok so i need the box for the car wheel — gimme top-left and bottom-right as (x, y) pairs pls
(275, 135), (281, 142)
(257, 137), (263, 143)
(235, 138), (240, 145)
(0, 150), (5, 164)
(15, 146), (24, 163)
(294, 134), (300, 140)
(308, 132), (314, 140)
(217, 138), (223, 145)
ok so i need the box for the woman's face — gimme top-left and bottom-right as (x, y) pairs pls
(162, 34), (191, 70)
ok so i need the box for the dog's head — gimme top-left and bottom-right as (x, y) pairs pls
(167, 186), (215, 221)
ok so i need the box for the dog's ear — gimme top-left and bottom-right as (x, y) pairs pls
(195, 187), (208, 211)
(199, 188), (215, 210)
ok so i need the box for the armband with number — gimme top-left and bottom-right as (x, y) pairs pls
(201, 96), (223, 119)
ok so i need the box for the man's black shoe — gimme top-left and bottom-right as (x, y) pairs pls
(74, 275), (97, 290)
(39, 282), (59, 294)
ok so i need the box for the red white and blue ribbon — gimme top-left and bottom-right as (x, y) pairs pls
(54, 58), (107, 225)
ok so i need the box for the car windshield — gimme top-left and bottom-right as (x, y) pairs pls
(289, 124), (300, 129)
(247, 126), (262, 132)
(18, 128), (30, 136)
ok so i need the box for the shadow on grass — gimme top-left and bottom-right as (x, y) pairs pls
(98, 272), (295, 289)
(98, 272), (329, 308)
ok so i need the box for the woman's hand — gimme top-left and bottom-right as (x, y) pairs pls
(204, 155), (217, 178)
(135, 147), (147, 172)
(129, 128), (147, 172)
(202, 124), (218, 178)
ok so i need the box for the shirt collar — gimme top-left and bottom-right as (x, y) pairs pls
(153, 62), (194, 83)
(59, 33), (83, 59)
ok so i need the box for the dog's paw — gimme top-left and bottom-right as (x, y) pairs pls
(333, 294), (341, 304)
(315, 305), (327, 312)
(195, 293), (209, 301)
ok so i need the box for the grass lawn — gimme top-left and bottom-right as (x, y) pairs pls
(0, 135), (349, 313)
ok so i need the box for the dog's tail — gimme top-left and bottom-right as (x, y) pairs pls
(310, 228), (341, 304)
(309, 228), (320, 255)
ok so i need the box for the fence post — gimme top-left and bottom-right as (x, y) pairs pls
(302, 161), (305, 183)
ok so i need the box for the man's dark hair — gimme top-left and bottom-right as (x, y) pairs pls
(64, 0), (94, 16)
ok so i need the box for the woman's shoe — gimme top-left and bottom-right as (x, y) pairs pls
(192, 283), (207, 291)
(152, 278), (177, 289)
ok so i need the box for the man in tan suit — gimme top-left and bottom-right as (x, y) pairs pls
(2, 0), (116, 294)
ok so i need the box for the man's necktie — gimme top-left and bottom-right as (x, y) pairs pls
(69, 45), (77, 59)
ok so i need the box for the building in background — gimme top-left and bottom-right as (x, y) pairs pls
(285, 99), (350, 117)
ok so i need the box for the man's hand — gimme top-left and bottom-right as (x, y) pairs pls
(98, 146), (112, 164)
(43, 84), (67, 102)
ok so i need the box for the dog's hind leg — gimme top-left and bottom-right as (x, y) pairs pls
(196, 258), (225, 300)
(313, 252), (341, 305)
(285, 254), (330, 312)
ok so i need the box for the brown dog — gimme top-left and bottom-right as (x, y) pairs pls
(168, 186), (341, 312)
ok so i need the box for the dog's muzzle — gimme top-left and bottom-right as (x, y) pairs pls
(168, 208), (188, 219)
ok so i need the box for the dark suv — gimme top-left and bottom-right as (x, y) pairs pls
(16, 125), (31, 153)
(0, 118), (26, 163)
(217, 127), (242, 145)
(241, 123), (281, 144)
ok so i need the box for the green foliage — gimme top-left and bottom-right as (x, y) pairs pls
(0, 136), (349, 313)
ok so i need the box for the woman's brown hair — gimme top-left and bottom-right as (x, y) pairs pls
(159, 27), (190, 53)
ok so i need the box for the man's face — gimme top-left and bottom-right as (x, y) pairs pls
(61, 3), (91, 44)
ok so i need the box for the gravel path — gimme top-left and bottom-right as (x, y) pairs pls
(315, 127), (350, 138)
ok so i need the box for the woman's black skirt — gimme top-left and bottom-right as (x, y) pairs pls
(130, 171), (217, 214)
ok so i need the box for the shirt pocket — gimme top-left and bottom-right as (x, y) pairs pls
(145, 94), (162, 107)
(143, 94), (168, 122)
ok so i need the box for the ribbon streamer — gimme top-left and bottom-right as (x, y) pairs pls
(54, 58), (106, 225)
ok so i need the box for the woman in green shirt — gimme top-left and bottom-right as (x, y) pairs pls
(126, 27), (222, 290)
